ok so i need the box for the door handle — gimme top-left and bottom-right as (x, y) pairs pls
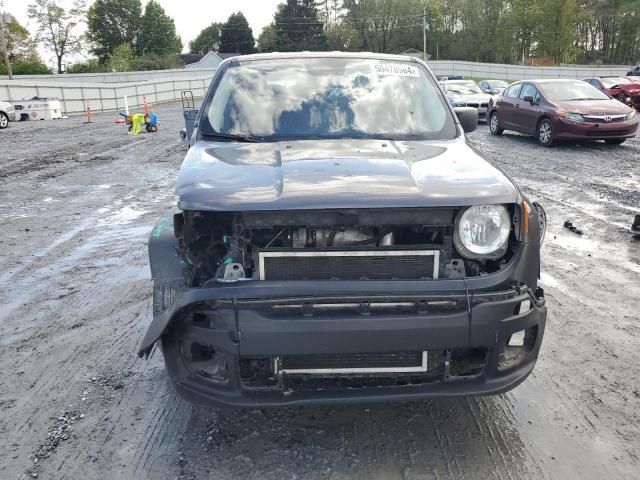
(515, 104), (520, 108)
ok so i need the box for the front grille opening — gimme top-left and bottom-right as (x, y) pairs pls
(240, 358), (278, 388)
(281, 351), (424, 371)
(261, 251), (437, 281)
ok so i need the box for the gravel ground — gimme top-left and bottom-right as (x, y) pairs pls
(0, 104), (638, 480)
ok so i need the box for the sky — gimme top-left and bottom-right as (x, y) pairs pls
(2, 0), (282, 67)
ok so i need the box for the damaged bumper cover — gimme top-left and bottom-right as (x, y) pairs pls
(139, 216), (547, 407)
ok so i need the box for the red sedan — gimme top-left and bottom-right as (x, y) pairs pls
(488, 79), (639, 146)
(583, 77), (640, 111)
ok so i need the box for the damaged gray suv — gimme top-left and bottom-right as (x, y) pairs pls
(139, 52), (547, 407)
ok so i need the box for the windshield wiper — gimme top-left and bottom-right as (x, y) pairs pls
(569, 97), (606, 101)
(204, 131), (264, 142)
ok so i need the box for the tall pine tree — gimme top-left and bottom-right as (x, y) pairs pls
(219, 12), (256, 54)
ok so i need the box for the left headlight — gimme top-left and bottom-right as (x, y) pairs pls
(626, 109), (636, 120)
(454, 205), (511, 259)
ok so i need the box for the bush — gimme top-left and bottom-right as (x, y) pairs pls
(66, 59), (107, 74)
(131, 53), (183, 71)
(0, 60), (51, 75)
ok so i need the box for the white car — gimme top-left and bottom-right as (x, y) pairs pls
(0, 100), (17, 129)
(442, 80), (493, 122)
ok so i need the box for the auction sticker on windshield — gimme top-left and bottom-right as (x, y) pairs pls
(371, 63), (420, 77)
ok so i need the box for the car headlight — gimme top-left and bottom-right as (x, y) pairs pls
(454, 205), (511, 259)
(563, 112), (584, 122)
(626, 110), (636, 120)
(452, 102), (466, 107)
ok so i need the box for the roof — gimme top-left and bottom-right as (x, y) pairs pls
(183, 51), (224, 70)
(223, 51), (425, 65)
(180, 53), (205, 65)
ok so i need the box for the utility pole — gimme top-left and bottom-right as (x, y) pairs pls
(0, 8), (13, 79)
(422, 7), (426, 62)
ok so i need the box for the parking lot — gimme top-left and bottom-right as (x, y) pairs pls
(0, 103), (638, 480)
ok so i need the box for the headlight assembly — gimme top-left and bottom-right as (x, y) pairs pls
(627, 110), (636, 120)
(454, 205), (511, 259)
(563, 112), (584, 122)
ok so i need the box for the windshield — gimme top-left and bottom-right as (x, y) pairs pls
(539, 81), (610, 101)
(444, 82), (483, 95)
(488, 80), (508, 88)
(202, 57), (456, 141)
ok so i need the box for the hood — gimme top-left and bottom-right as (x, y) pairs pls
(553, 98), (632, 115)
(617, 84), (640, 94)
(447, 93), (493, 104)
(175, 138), (518, 211)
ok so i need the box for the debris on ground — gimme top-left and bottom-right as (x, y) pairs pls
(33, 410), (84, 461)
(563, 220), (584, 235)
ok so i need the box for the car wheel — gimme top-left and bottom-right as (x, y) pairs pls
(605, 138), (626, 145)
(0, 112), (8, 129)
(536, 119), (554, 147)
(489, 111), (503, 135)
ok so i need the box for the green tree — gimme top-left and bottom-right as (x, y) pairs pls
(270, 0), (328, 52)
(106, 42), (134, 71)
(137, 0), (182, 56)
(27, 0), (86, 74)
(257, 23), (278, 52)
(189, 22), (223, 54)
(87, 0), (141, 62)
(219, 12), (255, 54)
(1, 15), (37, 60)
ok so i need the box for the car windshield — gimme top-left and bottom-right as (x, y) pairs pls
(488, 80), (508, 88)
(202, 57), (456, 142)
(444, 82), (483, 94)
(539, 81), (610, 101)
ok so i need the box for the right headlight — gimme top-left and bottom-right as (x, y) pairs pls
(563, 112), (584, 122)
(454, 205), (511, 259)
(626, 110), (636, 120)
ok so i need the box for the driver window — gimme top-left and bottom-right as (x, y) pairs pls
(520, 84), (537, 99)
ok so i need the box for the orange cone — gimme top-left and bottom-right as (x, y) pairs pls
(85, 103), (93, 124)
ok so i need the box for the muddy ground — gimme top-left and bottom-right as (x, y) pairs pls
(0, 103), (638, 480)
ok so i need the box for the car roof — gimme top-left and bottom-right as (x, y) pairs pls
(441, 80), (476, 84)
(224, 51), (424, 64)
(514, 79), (588, 85)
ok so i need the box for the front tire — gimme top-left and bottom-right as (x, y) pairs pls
(605, 138), (626, 145)
(0, 112), (8, 129)
(536, 118), (555, 147)
(489, 111), (503, 135)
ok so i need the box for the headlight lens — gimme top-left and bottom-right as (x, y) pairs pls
(454, 205), (511, 259)
(627, 110), (636, 120)
(563, 112), (584, 122)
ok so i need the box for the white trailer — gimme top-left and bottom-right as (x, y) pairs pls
(13, 98), (63, 121)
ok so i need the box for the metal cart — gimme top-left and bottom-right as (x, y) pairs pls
(180, 90), (199, 142)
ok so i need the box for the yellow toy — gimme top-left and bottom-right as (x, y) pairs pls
(129, 113), (146, 135)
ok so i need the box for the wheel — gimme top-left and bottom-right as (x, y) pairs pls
(0, 112), (8, 129)
(150, 125), (158, 133)
(179, 129), (187, 140)
(536, 118), (555, 147)
(489, 111), (503, 135)
(146, 125), (152, 133)
(605, 138), (626, 145)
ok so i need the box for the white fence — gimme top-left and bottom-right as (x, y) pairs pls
(0, 60), (633, 115)
(426, 60), (630, 80)
(0, 71), (217, 115)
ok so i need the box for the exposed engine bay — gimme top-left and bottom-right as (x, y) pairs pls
(172, 207), (521, 287)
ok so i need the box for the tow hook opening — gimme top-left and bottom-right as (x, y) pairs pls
(181, 341), (229, 384)
(498, 326), (538, 371)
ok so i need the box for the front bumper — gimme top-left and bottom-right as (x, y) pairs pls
(554, 116), (639, 140)
(159, 284), (546, 407)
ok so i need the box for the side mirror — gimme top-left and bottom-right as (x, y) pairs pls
(454, 107), (478, 133)
(523, 95), (534, 104)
